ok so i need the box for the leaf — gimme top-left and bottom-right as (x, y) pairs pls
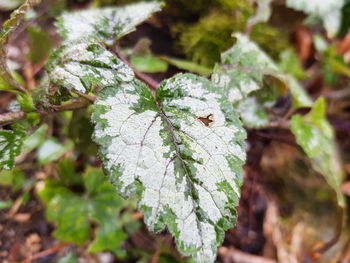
(278, 49), (307, 79)
(0, 200), (13, 209)
(212, 33), (312, 127)
(0, 169), (25, 190)
(291, 98), (345, 207)
(37, 138), (73, 165)
(27, 26), (52, 64)
(57, 252), (78, 263)
(158, 56), (212, 76)
(0, 0), (41, 91)
(56, 1), (162, 45)
(131, 54), (168, 73)
(286, 0), (345, 37)
(22, 124), (48, 152)
(47, 43), (135, 93)
(0, 123), (26, 170)
(38, 167), (135, 253)
(92, 70), (246, 262)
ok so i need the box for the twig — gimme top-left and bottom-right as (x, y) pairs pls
(218, 247), (277, 263)
(72, 90), (96, 103)
(0, 111), (26, 126)
(22, 242), (67, 263)
(113, 45), (159, 90)
(0, 100), (89, 126)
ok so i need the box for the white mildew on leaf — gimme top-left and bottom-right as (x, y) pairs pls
(0, 123), (26, 170)
(57, 1), (162, 45)
(212, 33), (312, 127)
(286, 0), (345, 37)
(47, 2), (161, 94)
(92, 71), (246, 262)
(47, 43), (133, 93)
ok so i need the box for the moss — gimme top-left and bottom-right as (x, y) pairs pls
(251, 23), (291, 60)
(175, 13), (240, 66)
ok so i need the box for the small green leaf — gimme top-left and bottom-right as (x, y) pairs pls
(131, 55), (168, 73)
(38, 166), (135, 251)
(159, 56), (212, 76)
(27, 26), (52, 64)
(291, 98), (345, 207)
(0, 200), (13, 209)
(0, 123), (26, 170)
(278, 49), (307, 79)
(37, 138), (73, 164)
(57, 252), (78, 263)
(22, 124), (48, 152)
(0, 169), (25, 190)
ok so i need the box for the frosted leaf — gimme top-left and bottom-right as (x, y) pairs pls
(56, 1), (162, 45)
(47, 2), (161, 94)
(212, 33), (312, 127)
(286, 0), (345, 37)
(0, 123), (26, 170)
(46, 43), (133, 93)
(92, 72), (246, 262)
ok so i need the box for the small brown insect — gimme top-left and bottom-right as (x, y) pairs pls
(197, 114), (214, 127)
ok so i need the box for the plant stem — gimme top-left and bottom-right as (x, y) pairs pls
(113, 45), (159, 90)
(0, 100), (89, 126)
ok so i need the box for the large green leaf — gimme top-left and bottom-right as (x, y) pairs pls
(91, 69), (246, 262)
(212, 33), (312, 127)
(0, 123), (26, 170)
(286, 0), (345, 37)
(291, 98), (345, 207)
(56, 1), (161, 45)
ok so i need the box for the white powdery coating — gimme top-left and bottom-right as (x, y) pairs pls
(237, 97), (268, 127)
(50, 43), (134, 93)
(286, 0), (344, 17)
(93, 74), (245, 263)
(60, 2), (162, 44)
(232, 33), (278, 70)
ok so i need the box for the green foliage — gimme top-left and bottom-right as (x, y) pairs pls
(131, 55), (168, 73)
(37, 138), (73, 165)
(0, 0), (41, 91)
(0, 123), (26, 170)
(0, 169), (25, 191)
(176, 12), (244, 66)
(38, 166), (138, 255)
(27, 26), (52, 64)
(158, 56), (212, 77)
(291, 98), (345, 207)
